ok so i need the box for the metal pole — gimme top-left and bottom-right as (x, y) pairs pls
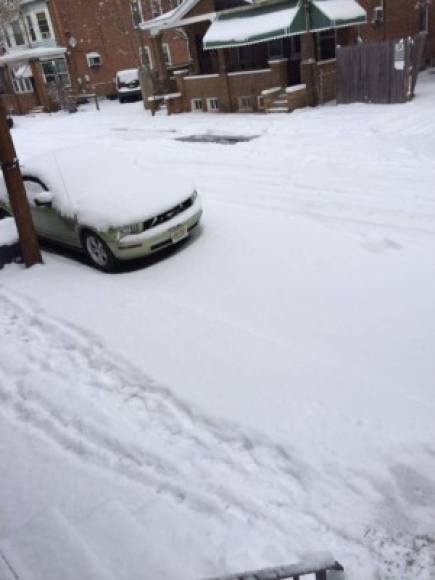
(0, 102), (42, 267)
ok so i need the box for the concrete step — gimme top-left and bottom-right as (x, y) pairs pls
(266, 106), (290, 113)
(273, 99), (288, 105)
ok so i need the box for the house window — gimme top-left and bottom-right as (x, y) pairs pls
(25, 15), (37, 42)
(11, 66), (33, 94)
(150, 0), (162, 17)
(257, 95), (265, 109)
(11, 21), (25, 46)
(36, 11), (52, 39)
(419, 4), (429, 33)
(268, 39), (284, 59)
(191, 98), (203, 112)
(207, 97), (219, 112)
(41, 58), (70, 85)
(162, 43), (171, 66)
(315, 29), (337, 61)
(140, 46), (153, 68)
(236, 46), (255, 69)
(87, 52), (102, 67)
(238, 96), (253, 111)
(131, 0), (143, 27)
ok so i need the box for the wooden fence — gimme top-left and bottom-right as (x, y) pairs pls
(336, 33), (426, 105)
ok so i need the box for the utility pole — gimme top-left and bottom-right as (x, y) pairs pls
(0, 102), (42, 267)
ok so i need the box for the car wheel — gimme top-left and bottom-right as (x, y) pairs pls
(119, 98), (125, 104)
(82, 231), (116, 272)
(0, 207), (11, 219)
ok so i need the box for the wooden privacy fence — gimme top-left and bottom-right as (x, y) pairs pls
(336, 33), (426, 105)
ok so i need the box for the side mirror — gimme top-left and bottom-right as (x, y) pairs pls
(34, 192), (53, 208)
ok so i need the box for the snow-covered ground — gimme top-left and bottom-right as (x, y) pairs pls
(1, 73), (435, 580)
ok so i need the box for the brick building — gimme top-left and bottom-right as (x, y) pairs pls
(0, 0), (190, 113)
(50, 0), (189, 97)
(358, 0), (435, 62)
(1, 0), (433, 115)
(139, 0), (434, 114)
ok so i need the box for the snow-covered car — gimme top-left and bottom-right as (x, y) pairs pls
(116, 69), (142, 103)
(0, 148), (202, 271)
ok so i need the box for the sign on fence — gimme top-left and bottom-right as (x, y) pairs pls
(336, 33), (426, 105)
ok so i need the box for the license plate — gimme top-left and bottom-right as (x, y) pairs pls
(171, 224), (188, 243)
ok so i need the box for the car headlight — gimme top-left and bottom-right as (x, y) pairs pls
(118, 222), (144, 238)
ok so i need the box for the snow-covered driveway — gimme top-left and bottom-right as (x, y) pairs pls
(1, 74), (435, 579)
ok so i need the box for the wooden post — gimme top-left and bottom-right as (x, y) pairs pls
(149, 33), (169, 88)
(300, 33), (318, 106)
(30, 60), (52, 111)
(217, 49), (232, 112)
(0, 102), (42, 267)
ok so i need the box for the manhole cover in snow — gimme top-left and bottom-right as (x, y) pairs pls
(176, 134), (257, 145)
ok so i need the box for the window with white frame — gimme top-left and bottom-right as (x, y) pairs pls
(419, 3), (429, 33)
(238, 96), (253, 111)
(162, 43), (171, 66)
(191, 98), (203, 112)
(25, 14), (37, 42)
(11, 65), (33, 94)
(87, 52), (102, 67)
(315, 29), (337, 61)
(36, 11), (52, 39)
(41, 58), (70, 85)
(131, 0), (143, 27)
(150, 0), (162, 17)
(207, 97), (219, 112)
(1, 27), (12, 48)
(10, 20), (25, 46)
(140, 46), (153, 68)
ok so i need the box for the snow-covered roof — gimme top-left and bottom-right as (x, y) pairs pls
(312, 0), (366, 22)
(0, 46), (67, 66)
(203, 1), (304, 50)
(310, 0), (366, 30)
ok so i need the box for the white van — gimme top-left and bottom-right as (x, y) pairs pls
(116, 69), (142, 103)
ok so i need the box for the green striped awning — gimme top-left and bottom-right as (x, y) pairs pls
(309, 0), (367, 31)
(202, 0), (366, 50)
(203, 1), (306, 50)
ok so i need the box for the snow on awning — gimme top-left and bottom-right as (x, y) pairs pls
(203, 1), (305, 50)
(309, 0), (367, 31)
(0, 46), (67, 66)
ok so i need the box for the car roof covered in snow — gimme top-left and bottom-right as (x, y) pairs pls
(0, 146), (195, 230)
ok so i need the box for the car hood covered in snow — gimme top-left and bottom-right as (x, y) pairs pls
(1, 146), (196, 230)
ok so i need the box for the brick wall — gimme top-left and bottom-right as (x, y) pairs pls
(175, 59), (291, 113)
(359, 0), (435, 62)
(51, 0), (189, 97)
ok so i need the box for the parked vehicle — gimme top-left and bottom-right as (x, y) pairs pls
(0, 150), (202, 271)
(116, 69), (142, 103)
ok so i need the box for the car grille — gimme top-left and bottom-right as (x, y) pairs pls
(143, 196), (193, 231)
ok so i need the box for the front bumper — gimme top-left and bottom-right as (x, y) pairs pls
(108, 203), (202, 261)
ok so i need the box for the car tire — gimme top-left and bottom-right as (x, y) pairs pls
(119, 98), (125, 104)
(82, 231), (116, 272)
(0, 207), (11, 219)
